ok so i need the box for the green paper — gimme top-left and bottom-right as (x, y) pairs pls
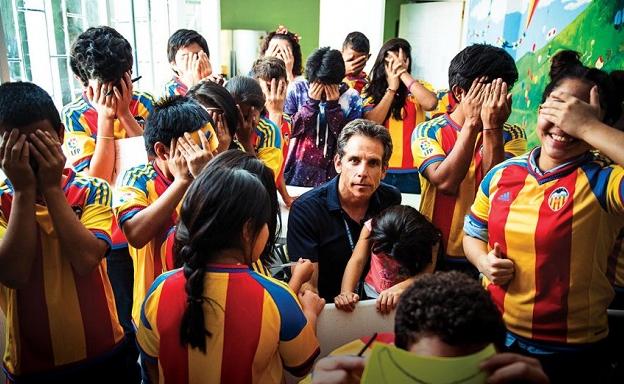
(361, 343), (496, 384)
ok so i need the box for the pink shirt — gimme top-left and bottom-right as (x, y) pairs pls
(363, 220), (407, 293)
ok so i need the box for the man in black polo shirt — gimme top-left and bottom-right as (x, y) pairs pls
(287, 119), (402, 301)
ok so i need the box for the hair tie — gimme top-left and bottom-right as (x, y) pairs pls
(275, 25), (302, 43)
(187, 296), (204, 304)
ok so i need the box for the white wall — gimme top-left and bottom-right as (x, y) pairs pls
(399, 2), (466, 90)
(318, 0), (385, 73)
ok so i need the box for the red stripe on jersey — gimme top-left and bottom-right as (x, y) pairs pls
(17, 234), (54, 372)
(531, 173), (577, 342)
(221, 273), (264, 382)
(431, 125), (459, 254)
(607, 232), (622, 284)
(473, 136), (484, 193)
(73, 268), (116, 357)
(487, 165), (529, 313)
(81, 104), (98, 135)
(401, 101), (417, 169)
(157, 271), (189, 383)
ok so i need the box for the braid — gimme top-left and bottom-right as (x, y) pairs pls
(179, 245), (211, 352)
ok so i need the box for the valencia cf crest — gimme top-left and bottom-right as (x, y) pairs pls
(548, 187), (569, 212)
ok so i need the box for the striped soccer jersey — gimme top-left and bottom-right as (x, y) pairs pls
(412, 113), (527, 258)
(0, 169), (124, 376)
(137, 265), (320, 383)
(464, 148), (624, 344)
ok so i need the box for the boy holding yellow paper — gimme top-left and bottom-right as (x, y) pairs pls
(115, 96), (217, 324)
(311, 272), (549, 384)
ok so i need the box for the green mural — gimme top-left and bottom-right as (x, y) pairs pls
(510, 0), (624, 148)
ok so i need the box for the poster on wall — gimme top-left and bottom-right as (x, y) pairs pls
(466, 0), (624, 148)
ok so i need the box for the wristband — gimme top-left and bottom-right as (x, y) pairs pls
(97, 136), (115, 140)
(482, 127), (503, 131)
(406, 79), (418, 92)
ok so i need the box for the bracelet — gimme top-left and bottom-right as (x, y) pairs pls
(482, 128), (503, 131)
(386, 88), (397, 94)
(406, 79), (418, 92)
(97, 136), (115, 140)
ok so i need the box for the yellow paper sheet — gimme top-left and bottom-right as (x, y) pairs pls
(361, 343), (496, 384)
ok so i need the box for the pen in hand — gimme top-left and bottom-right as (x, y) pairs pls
(105, 76), (142, 96)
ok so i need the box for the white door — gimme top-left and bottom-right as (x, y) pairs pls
(399, 1), (466, 90)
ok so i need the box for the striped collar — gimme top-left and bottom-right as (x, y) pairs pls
(205, 263), (251, 273)
(443, 113), (463, 131)
(527, 147), (591, 182)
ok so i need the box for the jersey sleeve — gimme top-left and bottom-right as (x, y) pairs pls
(605, 165), (624, 215)
(256, 276), (320, 376)
(82, 178), (114, 251)
(63, 109), (96, 172)
(257, 147), (284, 182)
(256, 118), (283, 181)
(411, 122), (446, 174)
(502, 124), (528, 158)
(464, 171), (494, 242)
(362, 95), (376, 114)
(136, 277), (166, 362)
(114, 169), (150, 229)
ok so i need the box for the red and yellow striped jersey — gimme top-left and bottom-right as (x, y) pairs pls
(607, 228), (624, 288)
(137, 265), (320, 383)
(464, 148), (624, 344)
(114, 162), (179, 323)
(343, 72), (369, 95)
(255, 116), (283, 182)
(163, 77), (188, 97)
(363, 90), (432, 171)
(62, 91), (155, 173)
(413, 114), (527, 258)
(0, 169), (124, 376)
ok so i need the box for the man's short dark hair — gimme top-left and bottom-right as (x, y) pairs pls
(337, 119), (392, 168)
(0, 82), (62, 134)
(448, 44), (518, 94)
(395, 271), (506, 351)
(305, 47), (346, 85)
(251, 57), (287, 82)
(70, 26), (133, 86)
(167, 29), (210, 63)
(144, 96), (211, 156)
(342, 32), (370, 54)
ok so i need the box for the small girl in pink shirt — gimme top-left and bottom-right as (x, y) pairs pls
(334, 205), (441, 314)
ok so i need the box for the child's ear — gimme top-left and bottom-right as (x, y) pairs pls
(154, 142), (169, 160)
(451, 84), (465, 104)
(57, 125), (65, 143)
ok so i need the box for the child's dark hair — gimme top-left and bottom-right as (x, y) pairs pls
(343, 31), (370, 54)
(167, 29), (210, 64)
(365, 38), (412, 120)
(188, 81), (239, 147)
(205, 150), (280, 266)
(224, 76), (265, 109)
(448, 44), (518, 100)
(0, 82), (62, 135)
(144, 96), (212, 156)
(176, 166), (271, 352)
(70, 26), (133, 86)
(395, 271), (506, 351)
(542, 50), (623, 125)
(370, 205), (441, 276)
(251, 57), (287, 82)
(259, 29), (303, 77)
(305, 47), (346, 85)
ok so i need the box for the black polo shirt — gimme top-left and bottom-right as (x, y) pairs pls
(287, 175), (402, 301)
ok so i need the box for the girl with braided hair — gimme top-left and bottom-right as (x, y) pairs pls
(137, 166), (324, 383)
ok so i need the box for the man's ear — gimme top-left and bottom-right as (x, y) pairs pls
(154, 141), (169, 160)
(381, 165), (388, 180)
(334, 153), (342, 174)
(451, 84), (466, 104)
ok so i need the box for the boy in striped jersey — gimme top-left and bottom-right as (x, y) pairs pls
(115, 96), (217, 326)
(412, 44), (526, 275)
(62, 27), (154, 357)
(0, 82), (135, 382)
